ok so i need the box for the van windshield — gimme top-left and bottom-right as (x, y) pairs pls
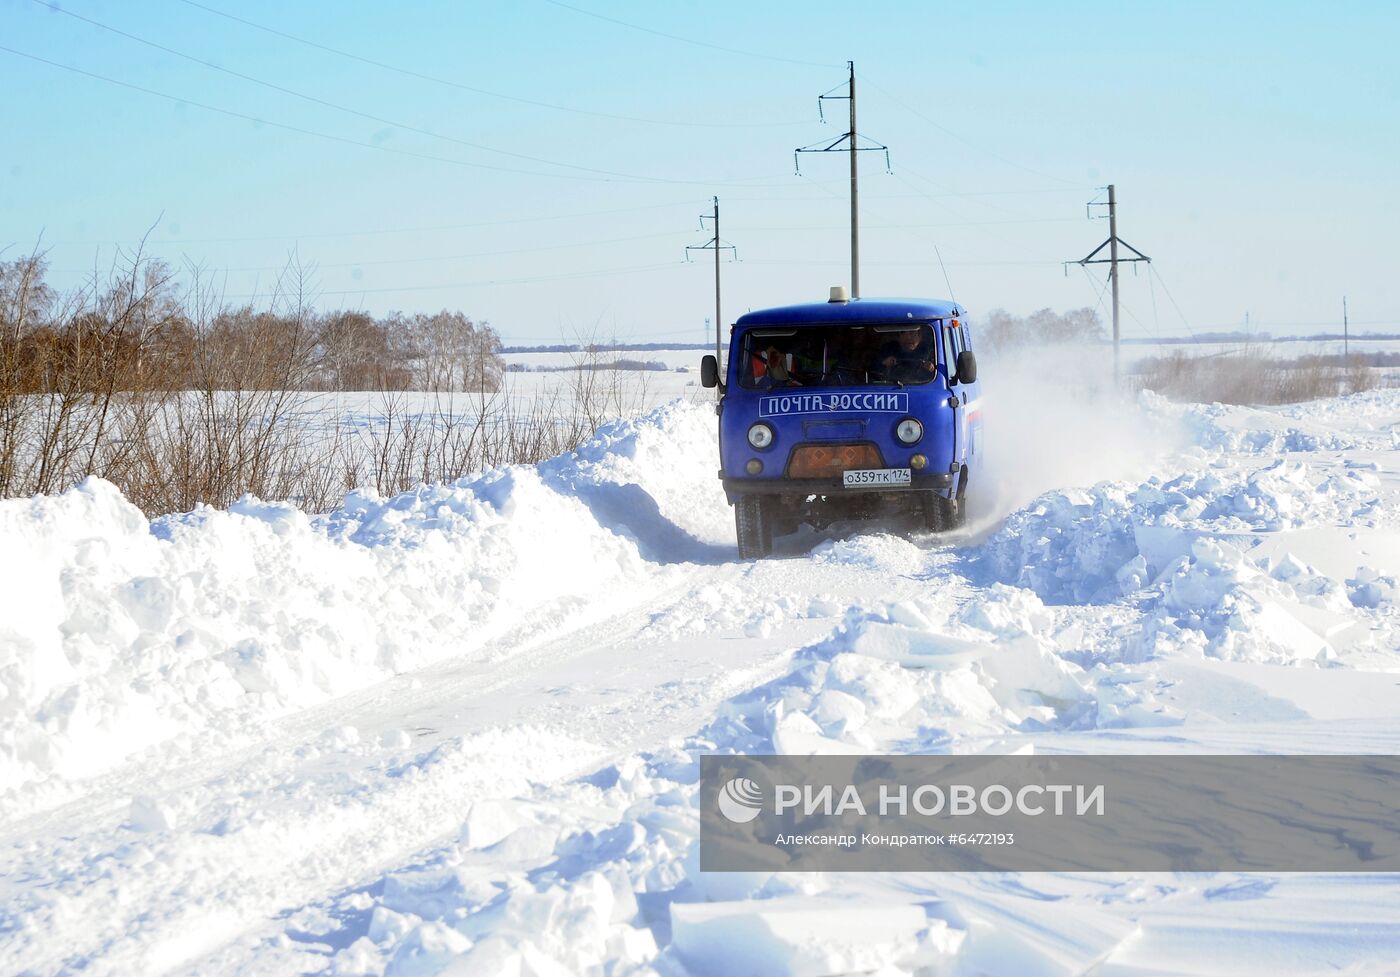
(738, 324), (940, 389)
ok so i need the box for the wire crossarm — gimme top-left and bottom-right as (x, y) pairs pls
(685, 239), (736, 260)
(1072, 237), (1150, 266)
(794, 133), (890, 175)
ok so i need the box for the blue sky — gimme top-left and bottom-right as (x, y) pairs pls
(3, 0), (1396, 342)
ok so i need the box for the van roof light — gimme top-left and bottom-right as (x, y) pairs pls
(828, 285), (849, 304)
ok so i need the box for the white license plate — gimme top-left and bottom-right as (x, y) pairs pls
(842, 468), (912, 487)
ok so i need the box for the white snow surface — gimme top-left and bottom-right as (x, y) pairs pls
(2, 381), (1399, 976)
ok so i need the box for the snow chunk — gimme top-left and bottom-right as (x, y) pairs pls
(670, 896), (947, 977)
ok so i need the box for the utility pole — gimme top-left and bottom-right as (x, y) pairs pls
(1066, 184), (1151, 387)
(848, 62), (859, 298)
(1343, 296), (1349, 357)
(686, 197), (735, 396)
(795, 61), (890, 299)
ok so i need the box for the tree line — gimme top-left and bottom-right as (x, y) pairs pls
(1, 251), (504, 396)
(978, 307), (1104, 353)
(0, 246), (513, 513)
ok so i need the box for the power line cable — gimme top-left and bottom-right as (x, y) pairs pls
(744, 258), (1062, 267)
(859, 72), (1086, 189)
(54, 230), (688, 275)
(48, 200), (712, 247)
(0, 44), (657, 184)
(0, 44), (793, 187)
(222, 260), (681, 300)
(1147, 265), (1200, 338)
(1147, 266), (1164, 337)
(44, 203), (1074, 251)
(887, 169), (1055, 261)
(725, 187), (1095, 202)
(30, 2), (800, 181)
(1079, 263), (1114, 323)
(27, 1), (763, 183)
(536, 0), (839, 70)
(737, 217), (1083, 232)
(175, 0), (809, 128)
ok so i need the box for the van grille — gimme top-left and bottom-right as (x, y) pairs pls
(787, 443), (884, 478)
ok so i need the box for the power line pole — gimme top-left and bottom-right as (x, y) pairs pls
(1343, 295), (1349, 357)
(686, 196), (735, 396)
(848, 62), (859, 298)
(1066, 184), (1150, 387)
(795, 61), (890, 299)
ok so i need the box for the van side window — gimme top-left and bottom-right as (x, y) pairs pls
(941, 324), (960, 380)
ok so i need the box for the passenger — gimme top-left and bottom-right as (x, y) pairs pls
(764, 345), (791, 383)
(839, 328), (882, 381)
(879, 329), (936, 381)
(750, 344), (798, 387)
(791, 335), (825, 381)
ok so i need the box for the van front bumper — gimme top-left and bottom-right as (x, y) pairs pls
(721, 471), (954, 496)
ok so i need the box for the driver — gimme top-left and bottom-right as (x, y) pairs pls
(879, 329), (936, 381)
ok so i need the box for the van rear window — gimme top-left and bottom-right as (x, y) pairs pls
(739, 324), (940, 388)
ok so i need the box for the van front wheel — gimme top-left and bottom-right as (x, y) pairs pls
(734, 495), (774, 559)
(920, 492), (950, 532)
(947, 496), (967, 529)
(920, 493), (966, 533)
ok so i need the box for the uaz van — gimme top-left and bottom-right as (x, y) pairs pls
(700, 289), (983, 558)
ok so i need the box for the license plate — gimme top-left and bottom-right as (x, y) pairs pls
(842, 468), (912, 487)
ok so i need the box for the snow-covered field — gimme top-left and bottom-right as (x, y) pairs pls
(2, 372), (1399, 975)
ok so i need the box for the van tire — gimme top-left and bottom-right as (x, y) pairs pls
(734, 495), (774, 559)
(921, 493), (968, 533)
(947, 496), (967, 530)
(920, 492), (949, 532)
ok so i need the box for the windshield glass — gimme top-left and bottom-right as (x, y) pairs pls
(738, 324), (940, 388)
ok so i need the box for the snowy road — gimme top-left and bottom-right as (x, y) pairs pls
(3, 386), (1400, 975)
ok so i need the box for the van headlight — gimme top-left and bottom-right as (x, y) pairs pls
(747, 422), (775, 449)
(895, 418), (923, 444)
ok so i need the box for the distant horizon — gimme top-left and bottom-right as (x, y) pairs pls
(499, 330), (1400, 353)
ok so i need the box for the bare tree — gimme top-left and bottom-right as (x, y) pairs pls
(397, 309), (503, 392)
(980, 307), (1104, 353)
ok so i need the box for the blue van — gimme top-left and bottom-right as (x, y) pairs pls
(700, 289), (982, 558)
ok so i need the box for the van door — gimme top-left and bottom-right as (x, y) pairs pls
(942, 321), (966, 467)
(959, 322), (979, 467)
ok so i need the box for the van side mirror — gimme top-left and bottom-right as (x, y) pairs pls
(955, 350), (977, 385)
(700, 354), (720, 388)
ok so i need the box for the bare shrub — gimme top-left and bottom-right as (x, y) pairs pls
(0, 238), (181, 501)
(351, 367), (653, 499)
(124, 262), (333, 513)
(1131, 346), (1382, 405)
(0, 239), (657, 516)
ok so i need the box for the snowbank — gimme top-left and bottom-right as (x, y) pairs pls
(3, 385), (1400, 976)
(0, 401), (727, 801)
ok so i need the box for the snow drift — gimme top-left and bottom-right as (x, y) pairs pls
(0, 401), (727, 801)
(2, 375), (1399, 976)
